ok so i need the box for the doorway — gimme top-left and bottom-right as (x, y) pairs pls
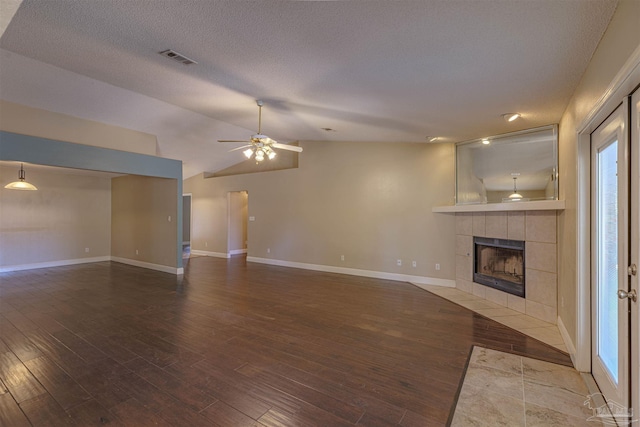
(590, 101), (632, 418)
(182, 194), (192, 259)
(575, 53), (640, 423)
(227, 191), (248, 256)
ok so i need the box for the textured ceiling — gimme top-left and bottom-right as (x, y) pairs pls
(0, 0), (618, 178)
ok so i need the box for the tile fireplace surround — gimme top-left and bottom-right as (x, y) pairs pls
(455, 211), (557, 324)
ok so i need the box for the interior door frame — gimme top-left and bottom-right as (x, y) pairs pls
(226, 190), (249, 256)
(183, 193), (192, 246)
(575, 46), (640, 415)
(630, 88), (640, 425)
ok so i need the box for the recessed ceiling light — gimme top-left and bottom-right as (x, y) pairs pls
(502, 113), (521, 122)
(482, 139), (490, 145)
(426, 136), (439, 142)
(321, 127), (336, 132)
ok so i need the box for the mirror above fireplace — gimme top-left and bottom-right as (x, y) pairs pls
(455, 125), (558, 205)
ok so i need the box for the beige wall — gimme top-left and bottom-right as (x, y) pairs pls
(0, 99), (158, 156)
(185, 140), (456, 279)
(558, 0), (640, 342)
(0, 165), (111, 268)
(111, 175), (178, 268)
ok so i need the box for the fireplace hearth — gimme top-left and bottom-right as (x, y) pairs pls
(473, 237), (525, 297)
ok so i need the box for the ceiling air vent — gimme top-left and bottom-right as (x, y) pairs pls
(159, 49), (197, 66)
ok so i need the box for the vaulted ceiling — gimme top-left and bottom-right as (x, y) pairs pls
(0, 0), (618, 178)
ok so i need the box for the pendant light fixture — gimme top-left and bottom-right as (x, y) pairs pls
(4, 163), (38, 191)
(508, 176), (522, 200)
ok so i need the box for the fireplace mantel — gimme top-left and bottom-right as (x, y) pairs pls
(432, 199), (565, 213)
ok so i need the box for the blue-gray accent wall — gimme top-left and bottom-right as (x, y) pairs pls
(0, 130), (184, 270)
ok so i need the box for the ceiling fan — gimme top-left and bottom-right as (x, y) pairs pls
(218, 100), (303, 162)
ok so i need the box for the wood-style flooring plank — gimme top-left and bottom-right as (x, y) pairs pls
(23, 356), (91, 410)
(155, 399), (222, 427)
(200, 400), (267, 427)
(237, 361), (406, 425)
(65, 399), (125, 427)
(164, 360), (273, 420)
(0, 319), (43, 363)
(108, 398), (174, 427)
(0, 389), (31, 427)
(124, 357), (215, 411)
(0, 347), (46, 404)
(19, 393), (74, 426)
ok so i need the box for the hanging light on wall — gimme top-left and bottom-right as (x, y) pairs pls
(4, 163), (38, 191)
(508, 176), (522, 200)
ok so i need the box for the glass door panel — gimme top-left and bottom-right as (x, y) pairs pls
(596, 139), (619, 384)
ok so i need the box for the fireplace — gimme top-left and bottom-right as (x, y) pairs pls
(473, 237), (525, 297)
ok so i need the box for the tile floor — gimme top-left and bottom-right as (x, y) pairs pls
(414, 284), (568, 353)
(451, 347), (602, 426)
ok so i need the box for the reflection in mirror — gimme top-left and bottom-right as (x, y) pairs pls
(456, 125), (558, 205)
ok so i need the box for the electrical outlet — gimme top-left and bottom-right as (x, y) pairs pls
(341, 255), (345, 261)
(85, 247), (89, 253)
(168, 215), (172, 222)
(435, 263), (441, 270)
(397, 259), (402, 266)
(267, 248), (271, 254)
(205, 242), (208, 247)
(412, 261), (417, 267)
(136, 249), (139, 255)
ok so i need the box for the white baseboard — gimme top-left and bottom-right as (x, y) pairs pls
(190, 250), (230, 259)
(110, 257), (183, 275)
(0, 256), (111, 273)
(229, 249), (248, 255)
(246, 256), (456, 288)
(410, 279), (456, 289)
(1, 254), (450, 285)
(557, 315), (578, 368)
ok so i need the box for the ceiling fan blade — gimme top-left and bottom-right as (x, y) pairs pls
(272, 142), (303, 153)
(228, 145), (253, 152)
(218, 139), (251, 143)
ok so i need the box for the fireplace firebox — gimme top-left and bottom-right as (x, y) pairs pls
(473, 237), (525, 297)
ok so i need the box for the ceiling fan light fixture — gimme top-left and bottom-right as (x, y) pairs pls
(4, 163), (38, 191)
(502, 113), (521, 122)
(219, 101), (303, 161)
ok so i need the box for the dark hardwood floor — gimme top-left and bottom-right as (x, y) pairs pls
(0, 256), (571, 426)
